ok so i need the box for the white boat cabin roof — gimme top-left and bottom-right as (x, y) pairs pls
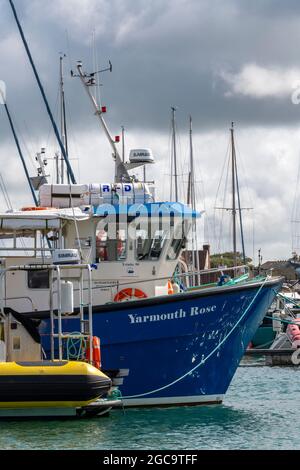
(0, 207), (90, 231)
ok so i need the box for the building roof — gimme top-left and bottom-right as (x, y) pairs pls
(261, 260), (290, 270)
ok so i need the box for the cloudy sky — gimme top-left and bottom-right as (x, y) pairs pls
(1, 0), (300, 262)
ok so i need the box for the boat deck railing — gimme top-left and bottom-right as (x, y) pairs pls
(98, 264), (268, 302)
(0, 263), (94, 361)
(0, 262), (271, 308)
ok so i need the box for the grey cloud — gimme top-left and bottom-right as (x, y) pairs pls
(1, 0), (300, 261)
(1, 0), (300, 138)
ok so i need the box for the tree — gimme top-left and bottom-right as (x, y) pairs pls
(210, 252), (252, 268)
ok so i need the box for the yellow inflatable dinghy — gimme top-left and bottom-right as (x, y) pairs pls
(0, 361), (111, 409)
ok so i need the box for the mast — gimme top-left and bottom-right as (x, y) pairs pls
(59, 55), (68, 184)
(171, 107), (179, 202)
(121, 126), (125, 163)
(258, 248), (262, 274)
(235, 153), (246, 264)
(8, 0), (76, 184)
(76, 62), (130, 183)
(189, 116), (199, 281)
(35, 148), (48, 181)
(215, 124), (252, 267)
(187, 171), (191, 205)
(230, 122), (237, 265)
(55, 153), (60, 184)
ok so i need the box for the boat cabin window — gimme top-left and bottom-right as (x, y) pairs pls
(95, 222), (127, 262)
(167, 222), (187, 260)
(28, 269), (50, 289)
(136, 224), (167, 261)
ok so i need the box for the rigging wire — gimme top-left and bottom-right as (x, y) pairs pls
(291, 151), (300, 252)
(235, 137), (255, 261)
(0, 173), (28, 253)
(46, 81), (60, 150)
(192, 134), (209, 244)
(3, 102), (38, 206)
(213, 138), (231, 253)
(0, 173), (12, 211)
(11, 119), (37, 173)
(21, 120), (41, 170)
(92, 29), (102, 109)
(217, 150), (231, 254)
(176, 120), (186, 203)
(234, 154), (246, 263)
(65, 30), (74, 73)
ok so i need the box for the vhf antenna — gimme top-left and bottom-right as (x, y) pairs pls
(71, 60), (112, 85)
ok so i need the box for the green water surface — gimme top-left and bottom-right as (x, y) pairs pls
(0, 366), (297, 450)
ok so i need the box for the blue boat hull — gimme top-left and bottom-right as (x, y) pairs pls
(38, 277), (282, 406)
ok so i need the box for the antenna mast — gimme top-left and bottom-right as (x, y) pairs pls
(121, 126), (125, 163)
(75, 61), (130, 183)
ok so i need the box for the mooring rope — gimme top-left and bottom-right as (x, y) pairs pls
(123, 276), (271, 399)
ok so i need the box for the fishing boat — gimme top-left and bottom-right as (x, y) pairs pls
(1, 3), (284, 407)
(0, 198), (283, 407)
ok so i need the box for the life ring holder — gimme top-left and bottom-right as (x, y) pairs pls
(114, 288), (148, 302)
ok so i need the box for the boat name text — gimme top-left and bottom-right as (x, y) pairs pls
(128, 305), (217, 324)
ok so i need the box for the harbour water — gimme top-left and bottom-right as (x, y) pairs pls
(0, 365), (298, 450)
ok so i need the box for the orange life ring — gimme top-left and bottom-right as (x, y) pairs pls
(21, 207), (51, 211)
(85, 336), (101, 369)
(114, 288), (148, 302)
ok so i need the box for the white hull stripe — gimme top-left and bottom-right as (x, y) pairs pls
(122, 394), (224, 407)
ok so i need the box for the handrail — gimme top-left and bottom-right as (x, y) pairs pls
(87, 264), (250, 292)
(54, 264), (251, 297)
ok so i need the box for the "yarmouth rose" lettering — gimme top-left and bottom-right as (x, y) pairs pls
(128, 305), (217, 324)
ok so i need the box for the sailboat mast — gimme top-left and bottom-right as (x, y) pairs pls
(55, 153), (59, 184)
(171, 107), (179, 202)
(230, 122), (237, 265)
(60, 55), (65, 184)
(235, 155), (246, 264)
(189, 116), (199, 279)
(189, 117), (196, 214)
(59, 55), (70, 183)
